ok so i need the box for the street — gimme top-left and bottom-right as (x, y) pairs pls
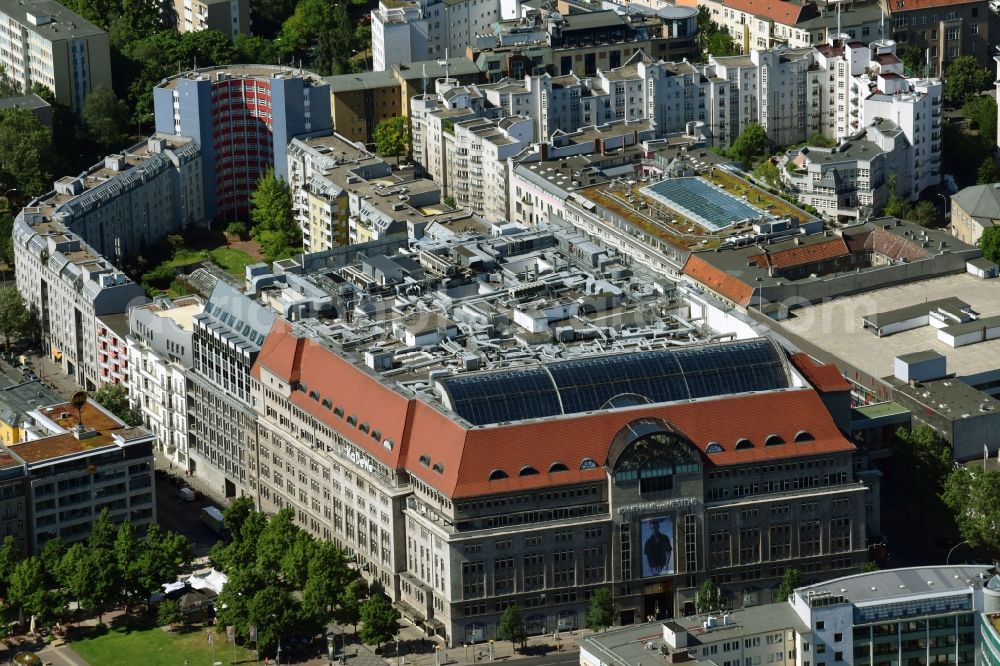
(154, 467), (226, 558)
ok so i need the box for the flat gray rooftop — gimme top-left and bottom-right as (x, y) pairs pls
(861, 297), (970, 328)
(940, 313), (1000, 337)
(776, 273), (1000, 380)
(896, 350), (944, 364)
(797, 565), (992, 605)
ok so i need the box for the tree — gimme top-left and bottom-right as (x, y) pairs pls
(980, 226), (1000, 264)
(225, 221), (248, 239)
(882, 174), (911, 219)
(115, 521), (142, 612)
(373, 116), (411, 165)
(944, 56), (993, 105)
(0, 108), (54, 197)
(806, 133), (836, 148)
(0, 535), (21, 597)
(861, 561), (880, 572)
(82, 86), (131, 151)
(695, 578), (721, 613)
(107, 0), (168, 50)
(0, 287), (29, 352)
(157, 599), (184, 628)
(255, 507), (297, 575)
(93, 383), (138, 425)
(584, 587), (617, 632)
(0, 214), (14, 266)
(250, 169), (300, 262)
(8, 556), (64, 626)
(250, 0), (298, 38)
(776, 568), (802, 601)
(892, 426), (952, 498)
(978, 157), (1000, 185)
(302, 541), (354, 629)
(280, 529), (316, 590)
(359, 593), (398, 649)
(706, 30), (738, 58)
(909, 200), (940, 228)
(754, 158), (782, 190)
(497, 605), (527, 651)
(963, 95), (997, 148)
(696, 6), (715, 55)
(335, 578), (364, 634)
(899, 45), (925, 77)
(38, 537), (66, 587)
(247, 584), (301, 654)
(729, 123), (768, 168)
(312, 4), (355, 76)
(943, 466), (1000, 551)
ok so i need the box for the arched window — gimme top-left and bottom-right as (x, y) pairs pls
(580, 458), (598, 470)
(489, 469), (508, 480)
(321, 398), (332, 409)
(735, 438), (754, 450)
(519, 466), (539, 477)
(706, 441), (724, 454)
(764, 434), (785, 446)
(383, 439), (394, 451)
(549, 462), (569, 473)
(794, 430), (815, 443)
(419, 455), (430, 467)
(371, 430), (381, 441)
(334, 407), (344, 418)
(432, 463), (444, 474)
(347, 415), (357, 426)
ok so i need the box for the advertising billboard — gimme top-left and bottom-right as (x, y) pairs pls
(640, 516), (675, 577)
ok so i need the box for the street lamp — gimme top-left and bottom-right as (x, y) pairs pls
(947, 539), (970, 564)
(327, 632), (336, 665)
(937, 193), (949, 221)
(276, 644), (282, 666)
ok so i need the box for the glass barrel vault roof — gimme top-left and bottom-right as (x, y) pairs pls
(438, 338), (791, 425)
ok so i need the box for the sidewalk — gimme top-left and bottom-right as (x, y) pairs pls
(384, 620), (592, 666)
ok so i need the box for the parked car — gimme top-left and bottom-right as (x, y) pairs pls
(177, 487), (196, 502)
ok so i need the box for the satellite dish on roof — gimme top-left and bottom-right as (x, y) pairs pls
(70, 391), (88, 409)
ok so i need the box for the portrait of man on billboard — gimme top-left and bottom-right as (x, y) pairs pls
(641, 516), (674, 577)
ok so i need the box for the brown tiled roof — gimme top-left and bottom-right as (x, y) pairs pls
(876, 53), (902, 65)
(750, 238), (850, 270)
(789, 353), (852, 393)
(253, 322), (857, 499)
(682, 253), (755, 306)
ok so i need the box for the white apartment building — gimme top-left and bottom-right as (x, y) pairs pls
(435, 114), (532, 221)
(286, 133), (383, 253)
(13, 216), (146, 391)
(780, 119), (912, 220)
(173, 0), (250, 38)
(127, 296), (204, 470)
(36, 136), (205, 262)
(696, 0), (884, 53)
(0, 0), (112, 112)
(861, 75), (942, 199)
(371, 0), (500, 70)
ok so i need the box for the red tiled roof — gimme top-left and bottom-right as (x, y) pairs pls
(682, 253), (755, 306)
(720, 0), (819, 24)
(789, 353), (852, 393)
(750, 238), (850, 270)
(876, 53), (902, 65)
(254, 323), (856, 499)
(253, 320), (413, 470)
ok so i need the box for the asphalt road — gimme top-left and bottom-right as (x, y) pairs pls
(154, 470), (225, 557)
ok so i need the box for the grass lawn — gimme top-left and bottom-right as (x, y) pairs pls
(160, 247), (255, 277)
(70, 624), (259, 666)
